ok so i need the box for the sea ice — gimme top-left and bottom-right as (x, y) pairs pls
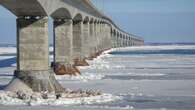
(0, 91), (120, 106)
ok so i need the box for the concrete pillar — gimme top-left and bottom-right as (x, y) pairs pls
(72, 20), (89, 66)
(111, 31), (114, 48)
(96, 22), (100, 52)
(125, 36), (128, 47)
(53, 18), (79, 75)
(100, 23), (105, 50)
(117, 34), (119, 47)
(121, 35), (123, 47)
(130, 37), (132, 46)
(132, 38), (134, 46)
(82, 20), (90, 58)
(122, 36), (124, 47)
(73, 20), (82, 59)
(128, 37), (130, 46)
(122, 35), (125, 47)
(99, 23), (103, 50)
(17, 17), (49, 71)
(105, 23), (112, 49)
(126, 36), (129, 47)
(93, 22), (97, 53)
(88, 21), (96, 58)
(112, 32), (115, 48)
(126, 36), (128, 46)
(115, 33), (117, 48)
(124, 36), (126, 47)
(54, 19), (73, 65)
(120, 35), (123, 47)
(88, 21), (99, 59)
(6, 17), (63, 93)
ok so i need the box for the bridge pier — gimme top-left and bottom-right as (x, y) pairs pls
(96, 22), (100, 53)
(127, 37), (130, 46)
(98, 22), (102, 51)
(72, 20), (88, 66)
(111, 30), (115, 48)
(105, 23), (112, 50)
(98, 23), (103, 51)
(53, 19), (78, 75)
(5, 17), (64, 93)
(82, 20), (90, 59)
(123, 35), (126, 47)
(88, 21), (99, 59)
(117, 34), (120, 47)
(87, 21), (95, 60)
(114, 32), (117, 48)
(120, 35), (122, 47)
(102, 23), (106, 50)
(93, 22), (100, 57)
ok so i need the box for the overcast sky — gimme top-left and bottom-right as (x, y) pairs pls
(0, 0), (195, 44)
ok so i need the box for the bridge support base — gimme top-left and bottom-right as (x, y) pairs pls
(52, 63), (81, 75)
(73, 58), (89, 66)
(5, 70), (64, 93)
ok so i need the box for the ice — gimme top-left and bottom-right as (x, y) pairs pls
(114, 45), (195, 51)
(0, 47), (16, 55)
(1, 45), (195, 109)
(128, 73), (166, 76)
(55, 73), (105, 82)
(0, 91), (120, 106)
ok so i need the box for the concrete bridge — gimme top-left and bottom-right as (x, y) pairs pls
(0, 0), (144, 93)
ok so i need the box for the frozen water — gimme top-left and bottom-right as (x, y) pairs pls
(0, 45), (195, 110)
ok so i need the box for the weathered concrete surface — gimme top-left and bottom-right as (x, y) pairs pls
(96, 22), (101, 52)
(88, 21), (95, 59)
(113, 32), (117, 48)
(17, 17), (49, 71)
(93, 22), (98, 53)
(5, 70), (65, 93)
(82, 20), (90, 58)
(73, 20), (82, 60)
(54, 19), (73, 65)
(53, 19), (81, 76)
(104, 23), (112, 49)
(72, 20), (89, 66)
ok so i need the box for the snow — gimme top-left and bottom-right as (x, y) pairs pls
(0, 45), (195, 109)
(0, 91), (120, 106)
(55, 73), (105, 82)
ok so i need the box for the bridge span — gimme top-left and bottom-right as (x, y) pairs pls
(0, 0), (144, 93)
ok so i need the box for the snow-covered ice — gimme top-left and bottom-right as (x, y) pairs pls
(0, 91), (120, 106)
(0, 45), (195, 110)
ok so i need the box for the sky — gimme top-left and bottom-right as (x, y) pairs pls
(0, 0), (195, 44)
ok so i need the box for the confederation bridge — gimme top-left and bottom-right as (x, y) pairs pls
(0, 0), (144, 92)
